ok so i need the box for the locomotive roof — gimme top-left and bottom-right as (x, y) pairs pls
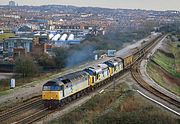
(43, 80), (63, 86)
(104, 58), (122, 67)
(88, 66), (102, 73)
(60, 71), (87, 80)
(57, 70), (88, 84)
(97, 64), (108, 69)
(43, 71), (88, 86)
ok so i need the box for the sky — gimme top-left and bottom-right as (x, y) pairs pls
(0, 0), (180, 11)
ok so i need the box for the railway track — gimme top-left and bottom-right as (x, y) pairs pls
(131, 35), (180, 110)
(14, 108), (50, 124)
(131, 65), (180, 108)
(0, 96), (42, 124)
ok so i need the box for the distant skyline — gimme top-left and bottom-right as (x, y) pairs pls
(0, 0), (180, 11)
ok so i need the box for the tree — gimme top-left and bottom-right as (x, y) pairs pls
(34, 53), (56, 67)
(52, 47), (68, 69)
(15, 56), (39, 77)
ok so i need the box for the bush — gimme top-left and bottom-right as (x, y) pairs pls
(52, 47), (68, 69)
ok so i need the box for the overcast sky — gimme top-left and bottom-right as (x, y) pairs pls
(0, 0), (179, 11)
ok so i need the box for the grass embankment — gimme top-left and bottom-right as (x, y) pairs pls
(152, 50), (180, 78)
(50, 83), (178, 124)
(0, 33), (15, 41)
(171, 42), (180, 73)
(147, 38), (180, 96)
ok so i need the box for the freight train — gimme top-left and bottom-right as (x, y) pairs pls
(42, 33), (162, 108)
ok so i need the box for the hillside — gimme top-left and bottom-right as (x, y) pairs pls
(147, 35), (180, 96)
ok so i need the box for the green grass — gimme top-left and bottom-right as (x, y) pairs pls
(152, 50), (180, 78)
(0, 33), (15, 41)
(49, 83), (178, 124)
(147, 38), (180, 95)
(147, 61), (180, 95)
(172, 42), (180, 73)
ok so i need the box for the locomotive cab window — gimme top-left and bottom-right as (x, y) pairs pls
(43, 85), (62, 91)
(51, 85), (60, 91)
(43, 86), (50, 91)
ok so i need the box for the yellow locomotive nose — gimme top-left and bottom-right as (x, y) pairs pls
(42, 91), (60, 100)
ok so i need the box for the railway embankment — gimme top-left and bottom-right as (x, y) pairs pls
(140, 35), (180, 102)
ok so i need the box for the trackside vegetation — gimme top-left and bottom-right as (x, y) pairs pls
(50, 83), (179, 124)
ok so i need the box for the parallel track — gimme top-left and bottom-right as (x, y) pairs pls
(131, 65), (180, 108)
(14, 108), (50, 124)
(131, 35), (180, 109)
(0, 96), (42, 123)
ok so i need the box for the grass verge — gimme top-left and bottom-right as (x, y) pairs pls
(147, 61), (180, 95)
